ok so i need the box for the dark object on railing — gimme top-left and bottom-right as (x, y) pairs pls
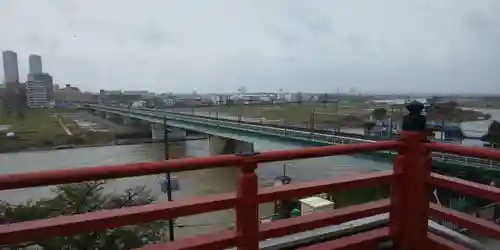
(402, 100), (426, 132)
(235, 151), (260, 157)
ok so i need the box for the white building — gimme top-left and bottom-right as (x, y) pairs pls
(27, 73), (54, 101)
(29, 54), (43, 74)
(277, 92), (289, 101)
(211, 95), (229, 105)
(2, 50), (19, 83)
(230, 93), (275, 104)
(283, 93), (303, 102)
(25, 81), (49, 108)
(131, 100), (146, 108)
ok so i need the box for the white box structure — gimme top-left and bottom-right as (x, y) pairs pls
(299, 196), (335, 216)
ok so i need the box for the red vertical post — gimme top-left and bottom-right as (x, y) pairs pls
(390, 131), (431, 250)
(236, 160), (259, 250)
(390, 100), (431, 249)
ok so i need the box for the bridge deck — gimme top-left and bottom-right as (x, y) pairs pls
(90, 105), (500, 170)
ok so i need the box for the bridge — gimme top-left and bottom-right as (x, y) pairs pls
(88, 104), (500, 170)
(2, 105), (500, 249)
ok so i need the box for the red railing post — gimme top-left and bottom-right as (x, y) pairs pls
(236, 156), (259, 250)
(390, 101), (431, 250)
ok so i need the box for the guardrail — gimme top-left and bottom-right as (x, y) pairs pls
(2, 128), (500, 249)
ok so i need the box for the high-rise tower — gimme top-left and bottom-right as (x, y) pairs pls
(29, 54), (42, 74)
(2, 50), (19, 84)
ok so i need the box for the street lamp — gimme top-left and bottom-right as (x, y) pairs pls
(163, 115), (175, 241)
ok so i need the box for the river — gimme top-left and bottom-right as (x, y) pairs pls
(0, 139), (391, 239)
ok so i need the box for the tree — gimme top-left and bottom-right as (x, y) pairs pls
(0, 181), (168, 250)
(427, 101), (458, 115)
(481, 120), (500, 148)
(372, 108), (387, 121)
(426, 96), (441, 105)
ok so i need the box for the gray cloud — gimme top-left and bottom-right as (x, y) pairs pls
(0, 0), (499, 94)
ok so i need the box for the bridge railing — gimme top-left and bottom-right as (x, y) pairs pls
(95, 104), (500, 169)
(159, 109), (500, 167)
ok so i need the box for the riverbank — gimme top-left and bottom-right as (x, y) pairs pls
(0, 108), (211, 153)
(0, 109), (150, 153)
(196, 101), (490, 130)
(0, 108), (79, 153)
(2, 135), (208, 153)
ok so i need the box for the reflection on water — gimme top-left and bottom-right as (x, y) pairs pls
(0, 139), (393, 238)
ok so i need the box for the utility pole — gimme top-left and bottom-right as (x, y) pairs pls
(310, 107), (315, 133)
(163, 115), (175, 241)
(388, 105), (395, 138)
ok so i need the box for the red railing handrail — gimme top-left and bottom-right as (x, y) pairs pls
(429, 173), (500, 202)
(0, 169), (394, 245)
(429, 203), (500, 239)
(423, 140), (500, 249)
(0, 140), (400, 190)
(3, 130), (500, 249)
(426, 141), (500, 161)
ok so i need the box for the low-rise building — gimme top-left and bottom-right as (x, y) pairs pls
(97, 89), (154, 106)
(56, 84), (84, 104)
(211, 95), (230, 105)
(230, 93), (277, 104)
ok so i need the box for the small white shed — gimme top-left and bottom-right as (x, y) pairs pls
(299, 196), (335, 216)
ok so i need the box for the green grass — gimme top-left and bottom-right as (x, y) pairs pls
(198, 102), (380, 128)
(0, 108), (77, 152)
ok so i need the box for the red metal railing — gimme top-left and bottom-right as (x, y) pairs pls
(0, 132), (500, 249)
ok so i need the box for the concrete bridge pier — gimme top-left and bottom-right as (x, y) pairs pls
(95, 110), (106, 118)
(123, 117), (141, 126)
(151, 124), (187, 141)
(209, 136), (254, 155)
(106, 113), (123, 123)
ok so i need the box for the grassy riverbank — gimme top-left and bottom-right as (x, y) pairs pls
(0, 108), (80, 153)
(199, 102), (372, 128)
(0, 109), (163, 153)
(0, 109), (85, 151)
(198, 101), (488, 129)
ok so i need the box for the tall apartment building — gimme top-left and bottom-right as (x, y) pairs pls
(29, 54), (43, 74)
(2, 50), (19, 84)
(2, 50), (22, 111)
(25, 81), (48, 108)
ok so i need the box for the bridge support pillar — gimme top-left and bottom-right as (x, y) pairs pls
(151, 124), (187, 142)
(209, 136), (254, 155)
(106, 113), (123, 123)
(94, 111), (105, 118)
(169, 127), (187, 141)
(123, 117), (140, 126)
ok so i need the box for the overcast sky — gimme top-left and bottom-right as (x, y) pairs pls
(1, 0), (499, 94)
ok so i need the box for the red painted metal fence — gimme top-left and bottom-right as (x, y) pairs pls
(0, 131), (500, 249)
